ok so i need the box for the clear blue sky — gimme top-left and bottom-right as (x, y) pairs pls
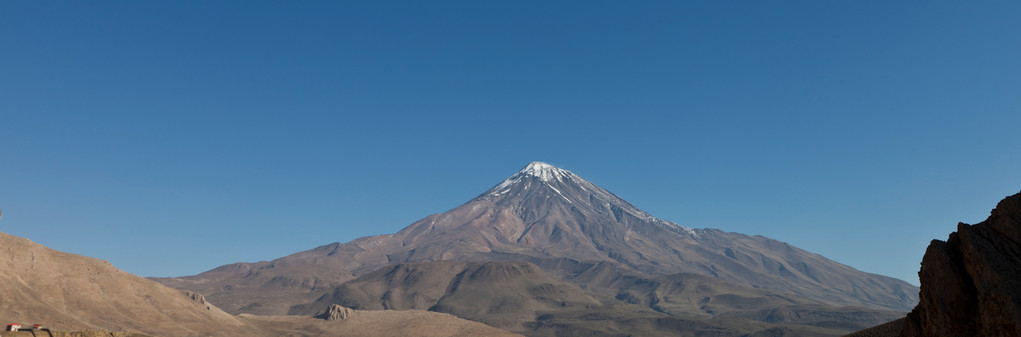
(2, 1), (1019, 285)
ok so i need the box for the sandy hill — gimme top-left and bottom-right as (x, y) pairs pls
(0, 230), (520, 337)
(0, 230), (254, 336)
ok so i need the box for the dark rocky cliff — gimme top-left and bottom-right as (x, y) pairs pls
(901, 190), (1021, 337)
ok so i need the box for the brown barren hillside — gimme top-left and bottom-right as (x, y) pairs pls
(246, 308), (523, 337)
(289, 261), (607, 330)
(288, 260), (901, 336)
(0, 230), (521, 337)
(0, 231), (256, 336)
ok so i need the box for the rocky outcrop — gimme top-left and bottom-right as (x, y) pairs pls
(184, 290), (207, 304)
(901, 190), (1021, 337)
(183, 290), (213, 311)
(317, 304), (357, 321)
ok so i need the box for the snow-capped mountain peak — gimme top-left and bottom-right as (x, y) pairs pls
(475, 161), (696, 237)
(518, 161), (569, 182)
(487, 162), (572, 194)
(165, 161), (921, 319)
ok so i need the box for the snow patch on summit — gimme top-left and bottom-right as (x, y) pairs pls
(489, 162), (570, 193)
(519, 161), (571, 182)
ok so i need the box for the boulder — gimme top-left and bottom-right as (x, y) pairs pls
(317, 304), (357, 321)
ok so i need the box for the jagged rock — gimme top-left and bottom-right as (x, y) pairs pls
(901, 190), (1021, 337)
(182, 290), (207, 304)
(317, 304), (357, 321)
(182, 290), (212, 311)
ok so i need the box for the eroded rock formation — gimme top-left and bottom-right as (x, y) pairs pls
(318, 304), (357, 321)
(901, 190), (1021, 337)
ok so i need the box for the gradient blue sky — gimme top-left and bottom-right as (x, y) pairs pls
(2, 1), (1019, 285)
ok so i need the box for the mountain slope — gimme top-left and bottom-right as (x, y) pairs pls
(289, 261), (606, 330)
(0, 230), (523, 337)
(157, 162), (917, 315)
(0, 230), (257, 336)
(288, 260), (901, 336)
